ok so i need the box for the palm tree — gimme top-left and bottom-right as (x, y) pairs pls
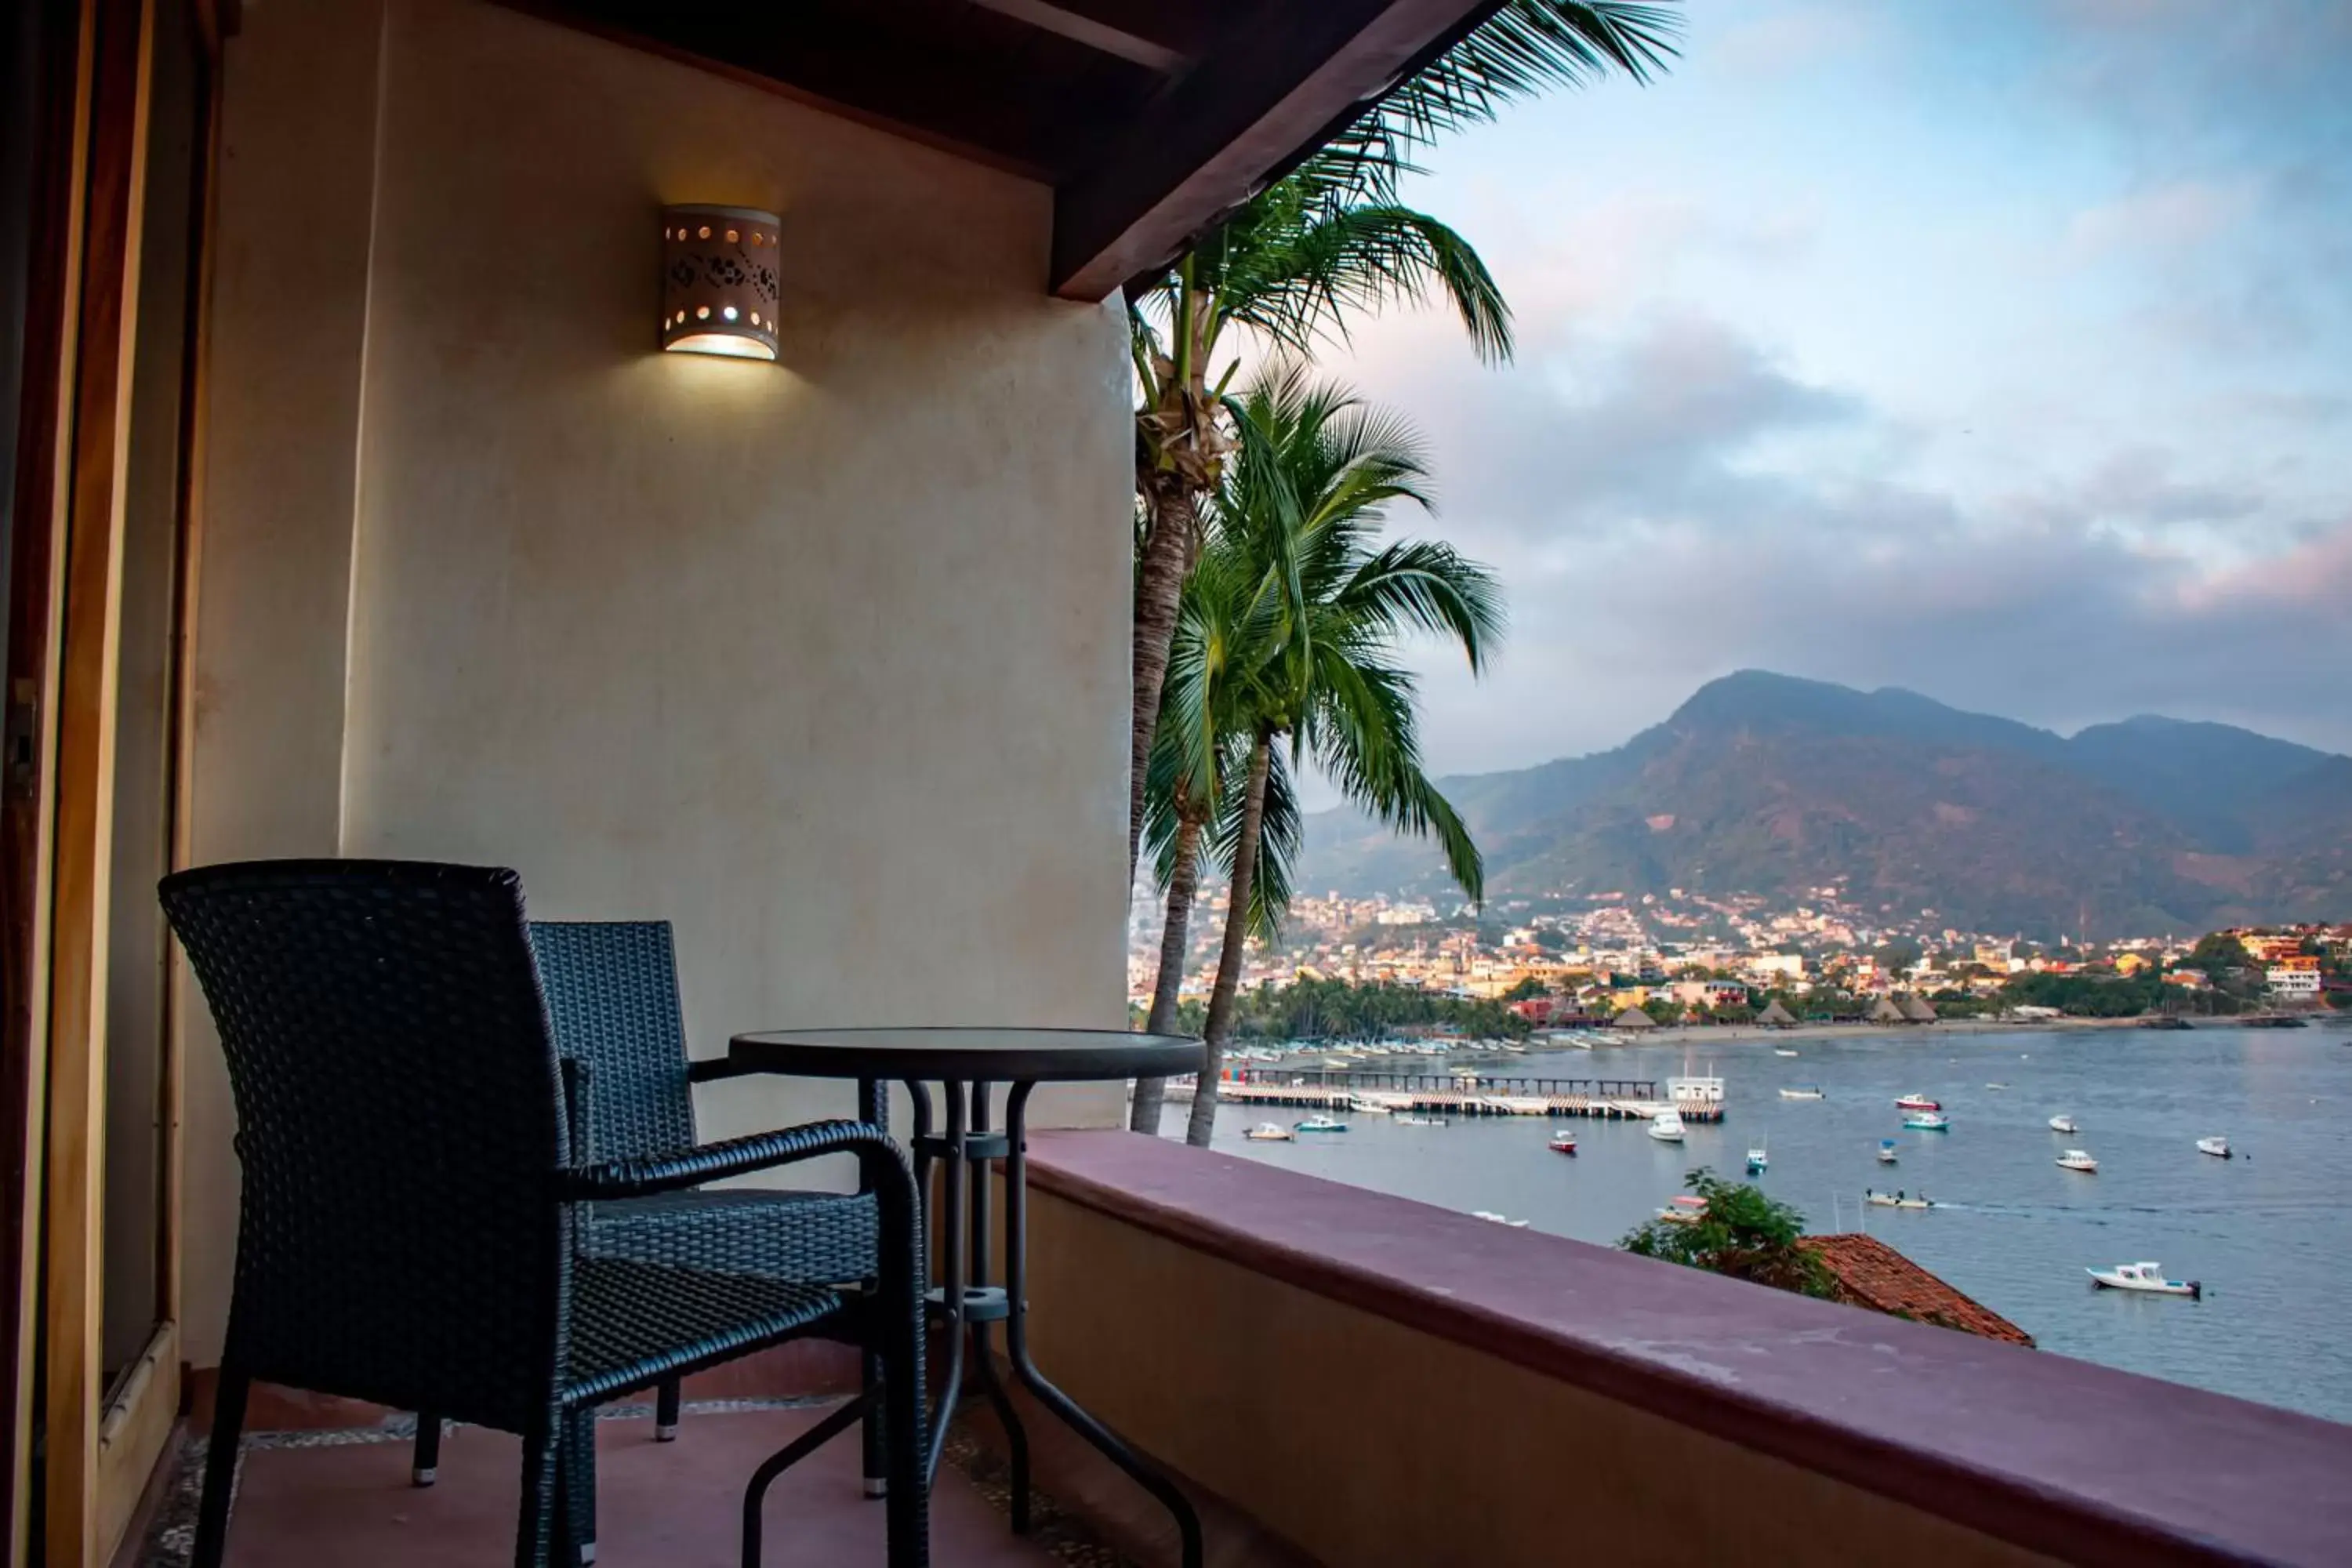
(1129, 542), (1298, 1133)
(1182, 368), (1502, 1147)
(1127, 3), (1682, 883)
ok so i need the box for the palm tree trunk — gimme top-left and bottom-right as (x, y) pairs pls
(1128, 811), (1203, 1134)
(1128, 482), (1196, 884)
(1186, 733), (1272, 1148)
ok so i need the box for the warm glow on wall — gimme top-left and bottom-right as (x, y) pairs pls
(661, 205), (781, 361)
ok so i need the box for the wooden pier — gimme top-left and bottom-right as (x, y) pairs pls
(1171, 1066), (1726, 1123)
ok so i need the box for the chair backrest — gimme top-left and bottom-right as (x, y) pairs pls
(526, 920), (696, 1160)
(161, 859), (569, 1428)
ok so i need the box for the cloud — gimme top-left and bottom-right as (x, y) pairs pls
(2063, 180), (2252, 261)
(1326, 315), (2352, 776)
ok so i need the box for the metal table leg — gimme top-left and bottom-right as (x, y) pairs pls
(1002, 1082), (1203, 1568)
(924, 1080), (968, 1484)
(964, 1081), (1033, 1530)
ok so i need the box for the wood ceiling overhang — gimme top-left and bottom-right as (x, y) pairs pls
(524, 0), (1504, 300)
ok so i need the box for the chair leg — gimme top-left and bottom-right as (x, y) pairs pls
(190, 1362), (250, 1568)
(413, 1410), (443, 1486)
(516, 1417), (561, 1568)
(562, 1409), (599, 1563)
(860, 1348), (887, 1497)
(882, 1282), (929, 1565)
(654, 1377), (681, 1442)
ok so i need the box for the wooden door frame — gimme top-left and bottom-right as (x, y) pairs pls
(2, 0), (103, 1561)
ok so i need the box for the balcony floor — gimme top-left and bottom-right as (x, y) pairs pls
(135, 1401), (1113, 1567)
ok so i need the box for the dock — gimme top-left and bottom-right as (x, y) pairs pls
(1170, 1066), (1726, 1123)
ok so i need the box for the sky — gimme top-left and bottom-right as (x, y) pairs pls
(1294, 0), (2352, 791)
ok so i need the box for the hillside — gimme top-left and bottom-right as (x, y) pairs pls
(1298, 672), (2350, 938)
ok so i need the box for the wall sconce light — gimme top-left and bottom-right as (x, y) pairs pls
(661, 204), (781, 361)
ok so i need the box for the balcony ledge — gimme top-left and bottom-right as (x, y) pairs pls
(1028, 1128), (2352, 1567)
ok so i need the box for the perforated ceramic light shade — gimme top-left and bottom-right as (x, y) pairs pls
(661, 205), (781, 361)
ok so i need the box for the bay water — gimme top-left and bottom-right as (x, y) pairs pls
(1204, 1021), (2352, 1425)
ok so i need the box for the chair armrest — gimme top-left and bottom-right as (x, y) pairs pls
(685, 1056), (754, 1085)
(559, 1119), (902, 1201)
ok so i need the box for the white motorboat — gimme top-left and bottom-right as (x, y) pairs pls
(2056, 1149), (2099, 1173)
(1864, 1189), (1933, 1210)
(2087, 1261), (2200, 1298)
(2048, 1114), (2078, 1134)
(1778, 1086), (1824, 1101)
(1395, 1115), (1449, 1127)
(1548, 1130), (1578, 1155)
(2196, 1135), (2232, 1160)
(1876, 1139), (1899, 1164)
(1473, 1210), (1531, 1228)
(1243, 1123), (1293, 1143)
(1646, 1110), (1686, 1143)
(1773, 1047), (1799, 1057)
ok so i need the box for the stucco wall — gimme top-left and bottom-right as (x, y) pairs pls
(181, 0), (1131, 1364)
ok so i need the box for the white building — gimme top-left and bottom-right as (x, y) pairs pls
(2267, 961), (2322, 998)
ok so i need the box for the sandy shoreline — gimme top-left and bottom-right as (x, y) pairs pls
(1559, 1016), (2147, 1047)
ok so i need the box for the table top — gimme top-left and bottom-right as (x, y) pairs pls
(727, 1026), (1202, 1083)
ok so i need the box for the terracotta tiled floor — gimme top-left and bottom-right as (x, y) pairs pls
(166, 1404), (1069, 1567)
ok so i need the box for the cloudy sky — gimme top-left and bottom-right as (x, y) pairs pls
(1301, 0), (2352, 789)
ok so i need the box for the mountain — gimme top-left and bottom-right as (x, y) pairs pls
(1298, 671), (2350, 938)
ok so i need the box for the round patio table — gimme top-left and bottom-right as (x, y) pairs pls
(726, 1027), (1203, 1568)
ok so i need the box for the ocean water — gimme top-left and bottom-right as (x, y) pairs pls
(1200, 1021), (2352, 1426)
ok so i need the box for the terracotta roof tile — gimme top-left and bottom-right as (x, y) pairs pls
(1799, 1233), (2035, 1348)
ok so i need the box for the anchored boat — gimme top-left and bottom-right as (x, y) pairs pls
(1243, 1122), (1294, 1142)
(2197, 1135), (2232, 1160)
(1548, 1130), (1578, 1156)
(2049, 1114), (2078, 1134)
(1293, 1115), (1349, 1133)
(1646, 1110), (1686, 1144)
(2088, 1261), (2200, 1298)
(2056, 1149), (2099, 1173)
(1876, 1139), (1899, 1164)
(1902, 1111), (1951, 1131)
(1778, 1086), (1825, 1101)
(1894, 1093), (1941, 1112)
(1745, 1144), (1768, 1175)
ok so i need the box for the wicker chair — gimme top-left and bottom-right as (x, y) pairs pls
(162, 860), (927, 1568)
(408, 922), (884, 1494)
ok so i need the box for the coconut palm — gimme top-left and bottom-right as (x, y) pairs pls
(1129, 539), (1298, 1133)
(1181, 368), (1501, 1147)
(1127, 3), (1682, 883)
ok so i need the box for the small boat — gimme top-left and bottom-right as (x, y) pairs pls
(1745, 1145), (1768, 1175)
(1876, 1139), (1899, 1164)
(1864, 1189), (1932, 1210)
(2088, 1261), (2200, 1298)
(2056, 1149), (2099, 1173)
(1773, 1047), (1799, 1058)
(1293, 1115), (1349, 1133)
(1243, 1123), (1294, 1143)
(1548, 1131), (1578, 1156)
(1778, 1086), (1824, 1101)
(1984, 1082), (2008, 1091)
(1473, 1210), (1531, 1228)
(1894, 1094), (1941, 1111)
(1902, 1112), (1951, 1131)
(1646, 1110), (1686, 1143)
(1395, 1115), (1450, 1128)
(2048, 1114), (2078, 1134)
(1657, 1194), (1708, 1225)
(2196, 1136), (2232, 1160)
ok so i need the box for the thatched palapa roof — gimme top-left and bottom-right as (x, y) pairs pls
(1897, 993), (1938, 1023)
(1756, 1000), (1798, 1026)
(1868, 996), (1907, 1023)
(1612, 1006), (1657, 1029)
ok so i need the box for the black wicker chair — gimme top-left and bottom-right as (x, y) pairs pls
(162, 860), (927, 1568)
(412, 921), (884, 1493)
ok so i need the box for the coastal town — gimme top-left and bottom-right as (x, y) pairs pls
(1129, 880), (2352, 1029)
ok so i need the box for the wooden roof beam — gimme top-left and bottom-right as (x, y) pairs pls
(1048, 0), (1502, 300)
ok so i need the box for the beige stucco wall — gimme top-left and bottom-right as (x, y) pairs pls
(180, 0), (1131, 1364)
